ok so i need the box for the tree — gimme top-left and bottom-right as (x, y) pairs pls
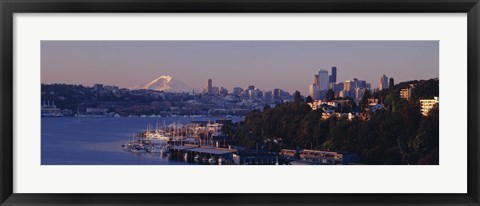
(229, 78), (439, 165)
(389, 78), (395, 91)
(326, 89), (335, 101)
(294, 90), (303, 102)
(305, 96), (313, 103)
(263, 104), (271, 111)
(361, 89), (372, 110)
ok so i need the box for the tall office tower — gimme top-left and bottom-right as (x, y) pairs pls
(273, 89), (282, 99)
(331, 67), (337, 83)
(314, 75), (319, 85)
(318, 69), (329, 90)
(309, 84), (321, 100)
(379, 74), (389, 90)
(204, 79), (213, 94)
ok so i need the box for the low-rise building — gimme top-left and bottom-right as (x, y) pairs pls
(369, 103), (385, 113)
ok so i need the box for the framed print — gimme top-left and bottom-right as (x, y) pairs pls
(1, 0), (479, 205)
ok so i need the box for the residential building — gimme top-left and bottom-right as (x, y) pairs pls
(400, 87), (412, 101)
(420, 97), (439, 116)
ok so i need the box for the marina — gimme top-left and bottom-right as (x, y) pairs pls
(41, 116), (359, 165)
(120, 120), (359, 165)
(41, 116), (241, 165)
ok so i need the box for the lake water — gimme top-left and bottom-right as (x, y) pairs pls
(41, 116), (243, 165)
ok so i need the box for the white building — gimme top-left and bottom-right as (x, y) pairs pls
(420, 97), (439, 116)
(318, 69), (329, 90)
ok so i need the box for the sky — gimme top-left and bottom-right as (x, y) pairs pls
(41, 41), (439, 95)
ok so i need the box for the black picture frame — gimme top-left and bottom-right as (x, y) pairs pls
(1, 0), (479, 205)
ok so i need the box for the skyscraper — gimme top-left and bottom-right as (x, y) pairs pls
(309, 84), (321, 100)
(331, 66), (337, 83)
(205, 79), (213, 94)
(318, 69), (329, 90)
(379, 75), (389, 90)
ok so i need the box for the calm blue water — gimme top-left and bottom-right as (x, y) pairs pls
(41, 116), (242, 165)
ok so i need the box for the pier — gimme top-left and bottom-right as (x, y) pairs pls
(168, 144), (237, 165)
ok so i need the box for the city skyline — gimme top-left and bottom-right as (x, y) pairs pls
(41, 41), (439, 95)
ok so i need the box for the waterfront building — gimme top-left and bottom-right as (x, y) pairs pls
(41, 101), (62, 117)
(420, 97), (439, 116)
(85, 107), (108, 114)
(233, 150), (278, 165)
(379, 74), (389, 90)
(298, 149), (358, 165)
(280, 149), (299, 160)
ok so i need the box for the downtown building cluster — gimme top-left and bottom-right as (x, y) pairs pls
(308, 66), (389, 104)
(202, 78), (293, 102)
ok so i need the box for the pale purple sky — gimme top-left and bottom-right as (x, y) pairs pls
(41, 41), (438, 95)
